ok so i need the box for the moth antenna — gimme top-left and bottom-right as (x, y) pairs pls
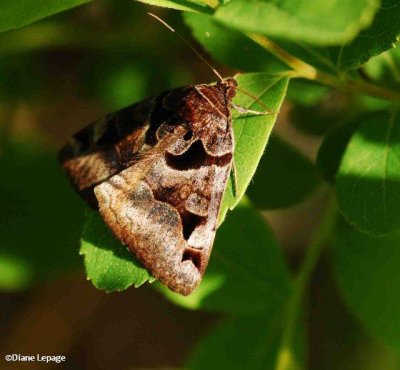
(148, 12), (224, 82)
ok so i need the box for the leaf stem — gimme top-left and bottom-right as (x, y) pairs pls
(248, 33), (400, 102)
(275, 193), (337, 370)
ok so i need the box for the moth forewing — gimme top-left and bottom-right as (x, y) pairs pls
(59, 100), (154, 207)
(60, 80), (236, 295)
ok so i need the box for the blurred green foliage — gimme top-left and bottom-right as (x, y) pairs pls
(0, 141), (84, 290)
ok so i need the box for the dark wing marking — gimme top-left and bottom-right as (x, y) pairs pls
(94, 128), (233, 295)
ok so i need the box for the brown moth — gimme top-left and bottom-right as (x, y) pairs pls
(59, 77), (238, 295)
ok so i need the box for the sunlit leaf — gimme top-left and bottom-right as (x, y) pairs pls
(363, 44), (400, 90)
(259, 0), (400, 74)
(336, 110), (400, 235)
(137, 0), (212, 13)
(0, 0), (91, 33)
(333, 217), (400, 348)
(184, 12), (288, 73)
(331, 0), (400, 70)
(80, 209), (154, 292)
(220, 72), (289, 222)
(214, 0), (379, 46)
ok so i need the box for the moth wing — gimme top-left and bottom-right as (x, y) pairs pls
(94, 133), (232, 295)
(59, 99), (154, 204)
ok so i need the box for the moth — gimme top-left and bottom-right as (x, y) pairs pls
(59, 15), (268, 296)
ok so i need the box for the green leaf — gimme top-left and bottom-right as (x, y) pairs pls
(336, 110), (400, 235)
(247, 137), (320, 209)
(80, 209), (154, 292)
(158, 199), (292, 314)
(333, 217), (400, 348)
(188, 316), (304, 370)
(259, 0), (400, 76)
(137, 0), (212, 13)
(0, 0), (91, 33)
(363, 43), (400, 90)
(184, 12), (288, 73)
(0, 141), (83, 291)
(219, 72), (290, 222)
(330, 0), (400, 70)
(215, 0), (379, 46)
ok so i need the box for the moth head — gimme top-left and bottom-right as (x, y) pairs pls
(217, 78), (237, 100)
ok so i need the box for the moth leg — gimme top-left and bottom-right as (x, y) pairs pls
(232, 103), (277, 116)
(230, 160), (238, 197)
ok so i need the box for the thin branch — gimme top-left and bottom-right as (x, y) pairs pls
(275, 193), (337, 370)
(248, 33), (400, 102)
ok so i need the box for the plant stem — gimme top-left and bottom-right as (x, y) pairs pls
(275, 193), (337, 370)
(248, 33), (400, 102)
